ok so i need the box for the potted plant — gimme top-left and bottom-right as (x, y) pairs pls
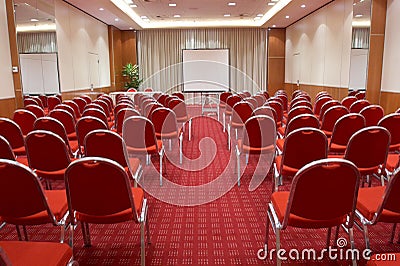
(122, 63), (143, 90)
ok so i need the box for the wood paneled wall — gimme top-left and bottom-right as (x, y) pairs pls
(0, 98), (16, 118)
(366, 0), (387, 104)
(108, 26), (137, 92)
(61, 87), (110, 101)
(284, 83), (348, 102)
(380, 91), (400, 114)
(268, 29), (285, 96)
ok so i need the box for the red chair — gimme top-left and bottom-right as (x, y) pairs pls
(72, 97), (87, 114)
(123, 116), (165, 186)
(274, 128), (327, 191)
(0, 118), (26, 156)
(114, 102), (135, 116)
(0, 159), (69, 242)
(93, 99), (111, 120)
(360, 105), (384, 126)
(64, 100), (81, 119)
(47, 96), (61, 111)
(54, 104), (77, 122)
(356, 91), (366, 100)
(84, 103), (105, 113)
(266, 158), (360, 265)
(341, 96), (358, 110)
(253, 94), (266, 108)
(0, 135), (28, 166)
(144, 102), (163, 118)
(80, 94), (92, 104)
(172, 92), (184, 101)
(25, 104), (45, 118)
(290, 100), (313, 110)
(144, 87), (153, 92)
(127, 88), (137, 92)
(49, 109), (77, 141)
(349, 90), (358, 97)
(0, 241), (73, 266)
(23, 97), (39, 107)
(329, 113), (365, 154)
(85, 129), (143, 184)
(34, 117), (78, 157)
(278, 106), (313, 136)
(13, 109), (37, 136)
(275, 93), (288, 112)
(356, 168), (400, 249)
(150, 107), (183, 163)
(262, 91), (270, 99)
(276, 114), (320, 152)
(81, 108), (109, 128)
(244, 97), (258, 109)
(319, 100), (341, 120)
(25, 130), (72, 189)
(266, 100), (283, 128)
(224, 95), (242, 132)
(75, 116), (108, 155)
(313, 96), (332, 117)
(320, 105), (349, 137)
(115, 108), (141, 134)
(228, 102), (254, 148)
(168, 98), (192, 141)
(235, 115), (276, 186)
(253, 106), (277, 125)
(65, 157), (150, 266)
(345, 126), (390, 186)
(378, 114), (400, 177)
(350, 99), (370, 113)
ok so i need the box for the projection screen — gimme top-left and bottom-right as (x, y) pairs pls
(182, 49), (230, 92)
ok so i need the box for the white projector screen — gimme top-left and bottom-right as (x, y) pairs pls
(182, 49), (230, 92)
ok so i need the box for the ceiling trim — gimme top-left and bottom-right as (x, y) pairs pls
(285, 0), (334, 28)
(63, 0), (109, 26)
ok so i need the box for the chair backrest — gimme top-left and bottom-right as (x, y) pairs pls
(341, 96), (358, 110)
(25, 104), (45, 118)
(286, 106), (314, 125)
(275, 94), (288, 111)
(284, 114), (320, 137)
(81, 108), (109, 127)
(329, 113), (366, 149)
(360, 104), (384, 127)
(348, 90), (358, 97)
(84, 103), (104, 113)
(168, 98), (189, 120)
(0, 135), (16, 160)
(266, 100), (283, 125)
(320, 105), (349, 133)
(262, 91), (270, 99)
(76, 116), (108, 148)
(23, 98), (39, 107)
(127, 88), (137, 92)
(281, 128), (328, 172)
(49, 109), (76, 135)
(150, 107), (178, 136)
(375, 169), (400, 221)
(47, 96), (61, 111)
(319, 100), (341, 120)
(313, 96), (332, 116)
(349, 99), (370, 113)
(65, 157), (140, 223)
(115, 108), (141, 134)
(85, 130), (129, 168)
(290, 100), (313, 110)
(54, 104), (76, 122)
(80, 95), (92, 104)
(345, 126), (390, 172)
(243, 97), (258, 108)
(64, 100), (81, 118)
(0, 118), (25, 150)
(231, 101), (254, 126)
(141, 98), (156, 114)
(0, 159), (57, 223)
(13, 109), (37, 136)
(123, 116), (159, 154)
(114, 103), (135, 116)
(33, 117), (72, 156)
(157, 94), (168, 106)
(145, 102), (163, 118)
(93, 99), (110, 118)
(253, 94), (266, 107)
(282, 158), (360, 229)
(378, 113), (400, 152)
(242, 115), (276, 153)
(172, 92), (185, 100)
(25, 130), (71, 171)
(355, 91), (366, 100)
(72, 97), (87, 114)
(253, 106), (277, 125)
(226, 95), (242, 112)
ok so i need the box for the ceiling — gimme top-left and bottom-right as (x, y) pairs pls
(64, 0), (334, 30)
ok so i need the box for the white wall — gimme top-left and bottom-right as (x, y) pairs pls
(381, 0), (400, 93)
(285, 0), (353, 88)
(55, 0), (110, 92)
(0, 0), (15, 99)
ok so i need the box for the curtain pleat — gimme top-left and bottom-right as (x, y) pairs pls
(352, 28), (370, 49)
(137, 28), (267, 94)
(17, 32), (58, 54)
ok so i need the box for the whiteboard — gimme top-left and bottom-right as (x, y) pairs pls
(182, 49), (230, 92)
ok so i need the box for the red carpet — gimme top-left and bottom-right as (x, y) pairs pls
(1, 113), (400, 265)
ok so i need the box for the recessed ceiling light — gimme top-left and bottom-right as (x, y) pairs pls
(99, 7), (104, 11)
(129, 27), (133, 29)
(228, 2), (236, 6)
(257, 14), (263, 17)
(224, 14), (230, 17)
(272, 24), (276, 27)
(300, 4), (306, 8)
(173, 14), (181, 18)
(254, 17), (261, 20)
(285, 15), (290, 19)
(169, 3), (177, 7)
(124, 0), (133, 4)
(130, 4), (137, 7)
(271, 0), (279, 2)
(268, 3), (275, 6)
(30, 18), (39, 22)
(353, 3), (356, 5)
(115, 18), (119, 21)
(140, 16), (148, 19)
(355, 14), (363, 17)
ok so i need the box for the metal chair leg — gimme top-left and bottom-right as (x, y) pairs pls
(326, 227), (332, 249)
(390, 223), (396, 243)
(276, 228), (281, 266)
(16, 225), (23, 241)
(349, 228), (357, 266)
(140, 222), (145, 266)
(363, 224), (370, 250)
(23, 225), (29, 241)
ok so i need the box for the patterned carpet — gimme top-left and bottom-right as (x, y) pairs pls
(1, 112), (400, 265)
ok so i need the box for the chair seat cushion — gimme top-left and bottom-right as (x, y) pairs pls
(0, 241), (72, 266)
(12, 146), (26, 156)
(277, 126), (285, 136)
(386, 153), (399, 172)
(67, 132), (77, 141)
(276, 139), (284, 151)
(275, 155), (299, 177)
(127, 140), (163, 155)
(237, 140), (275, 154)
(271, 192), (347, 228)
(76, 188), (144, 224)
(0, 190), (68, 225)
(329, 142), (346, 153)
(321, 129), (332, 138)
(155, 131), (178, 139)
(357, 186), (400, 223)
(15, 156), (29, 166)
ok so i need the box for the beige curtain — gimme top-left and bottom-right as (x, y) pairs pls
(137, 28), (267, 94)
(17, 32), (58, 54)
(352, 28), (370, 49)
